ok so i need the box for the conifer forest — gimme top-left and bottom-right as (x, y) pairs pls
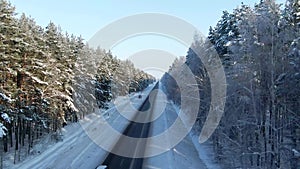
(0, 0), (300, 169)
(162, 0), (300, 168)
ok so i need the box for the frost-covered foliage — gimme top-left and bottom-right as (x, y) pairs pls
(0, 0), (154, 165)
(162, 0), (300, 168)
(0, 93), (12, 103)
(94, 52), (154, 108)
(0, 113), (10, 138)
(1, 113), (10, 123)
(0, 123), (7, 138)
(73, 48), (155, 116)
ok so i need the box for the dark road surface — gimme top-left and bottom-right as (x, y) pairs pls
(101, 82), (159, 169)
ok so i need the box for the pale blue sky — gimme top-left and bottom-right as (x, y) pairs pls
(8, 0), (286, 77)
(9, 0), (284, 40)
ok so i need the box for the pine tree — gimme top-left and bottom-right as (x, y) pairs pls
(283, 0), (300, 27)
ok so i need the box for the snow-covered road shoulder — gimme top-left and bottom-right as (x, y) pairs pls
(7, 83), (156, 169)
(172, 103), (222, 169)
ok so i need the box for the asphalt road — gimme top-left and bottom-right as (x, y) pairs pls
(101, 82), (159, 169)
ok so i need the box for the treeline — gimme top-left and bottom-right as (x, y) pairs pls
(0, 0), (154, 165)
(161, 0), (299, 168)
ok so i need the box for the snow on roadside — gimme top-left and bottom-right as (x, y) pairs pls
(5, 81), (222, 169)
(144, 83), (213, 169)
(190, 129), (222, 169)
(172, 103), (222, 169)
(6, 83), (156, 169)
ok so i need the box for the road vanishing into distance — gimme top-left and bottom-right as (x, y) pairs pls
(99, 82), (208, 169)
(101, 83), (159, 169)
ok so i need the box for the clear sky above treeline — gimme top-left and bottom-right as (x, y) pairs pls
(8, 0), (286, 66)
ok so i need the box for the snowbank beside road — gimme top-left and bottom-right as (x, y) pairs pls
(6, 83), (155, 169)
(6, 82), (222, 169)
(172, 103), (222, 169)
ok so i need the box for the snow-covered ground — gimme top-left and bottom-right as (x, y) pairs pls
(172, 104), (222, 169)
(143, 100), (206, 169)
(5, 84), (155, 169)
(143, 83), (221, 169)
(5, 82), (222, 169)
